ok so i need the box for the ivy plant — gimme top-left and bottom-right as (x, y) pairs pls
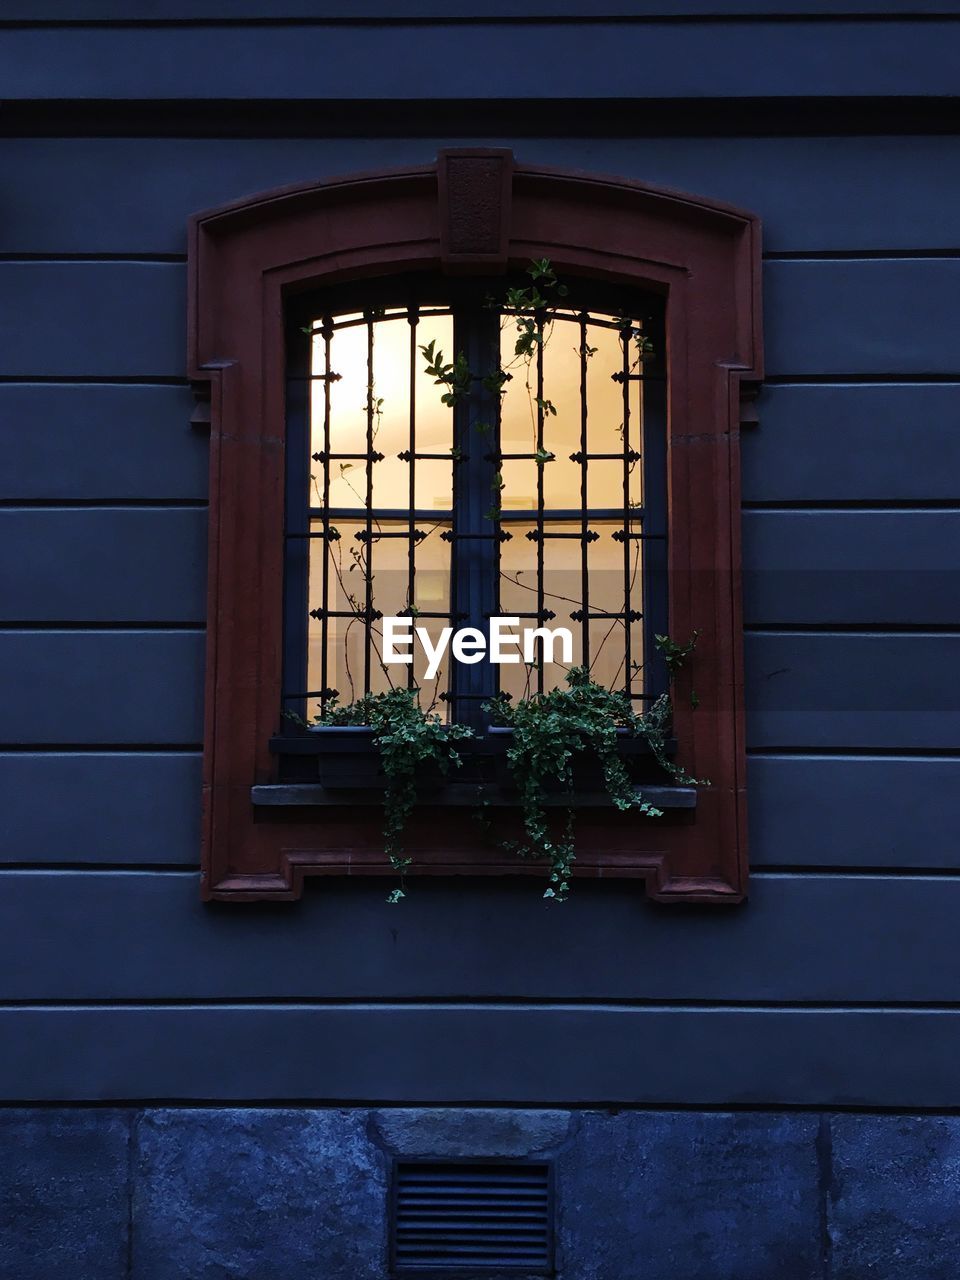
(486, 667), (697, 903)
(424, 258), (569, 520)
(419, 339), (473, 407)
(654, 630), (701, 708)
(313, 687), (474, 903)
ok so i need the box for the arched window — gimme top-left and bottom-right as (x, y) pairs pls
(189, 149), (762, 903)
(281, 275), (667, 731)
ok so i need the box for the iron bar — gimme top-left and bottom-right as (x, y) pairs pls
(398, 450), (467, 463)
(303, 307), (450, 337)
(483, 610), (556, 621)
(612, 530), (666, 542)
(407, 308), (418, 690)
(285, 526), (341, 541)
(310, 506), (453, 520)
(620, 321), (633, 699)
(320, 316), (333, 713)
(525, 529), (599, 542)
(578, 312), (590, 669)
(496, 507), (629, 522)
(610, 370), (663, 384)
(570, 609), (642, 622)
(483, 452), (554, 462)
(535, 316), (545, 695)
(310, 607), (383, 622)
(440, 691), (512, 702)
(441, 530), (512, 542)
(354, 529), (426, 542)
(282, 688), (339, 702)
(312, 450), (384, 463)
(363, 312), (375, 694)
(569, 449), (640, 464)
(395, 609), (465, 620)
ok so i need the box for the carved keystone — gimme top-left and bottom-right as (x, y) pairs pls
(438, 147), (513, 272)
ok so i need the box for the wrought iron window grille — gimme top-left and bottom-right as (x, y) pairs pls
(281, 278), (668, 740)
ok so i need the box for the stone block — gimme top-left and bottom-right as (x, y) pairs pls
(556, 1110), (821, 1280)
(133, 1108), (387, 1280)
(0, 1108), (129, 1280)
(372, 1108), (573, 1158)
(830, 1114), (960, 1280)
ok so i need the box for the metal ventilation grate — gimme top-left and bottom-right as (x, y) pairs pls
(391, 1160), (554, 1273)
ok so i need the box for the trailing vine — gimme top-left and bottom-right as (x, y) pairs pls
(655, 630), (701, 709)
(486, 666), (697, 902)
(419, 339), (473, 408)
(419, 258), (569, 520)
(313, 688), (474, 903)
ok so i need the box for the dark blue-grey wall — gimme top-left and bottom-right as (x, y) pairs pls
(3, 0), (960, 1194)
(5, 5), (960, 1277)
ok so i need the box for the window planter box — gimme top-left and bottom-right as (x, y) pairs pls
(263, 725), (694, 810)
(485, 725), (678, 796)
(281, 725), (450, 791)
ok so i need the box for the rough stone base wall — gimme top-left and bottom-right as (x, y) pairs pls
(3, 1107), (958, 1279)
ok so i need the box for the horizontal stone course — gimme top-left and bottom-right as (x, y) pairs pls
(3, 1108), (960, 1279)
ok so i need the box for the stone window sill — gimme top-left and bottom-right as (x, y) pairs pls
(251, 782), (697, 810)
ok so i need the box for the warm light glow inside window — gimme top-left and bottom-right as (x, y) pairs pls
(299, 300), (655, 721)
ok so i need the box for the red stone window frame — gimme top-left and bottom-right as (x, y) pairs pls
(188, 149), (762, 903)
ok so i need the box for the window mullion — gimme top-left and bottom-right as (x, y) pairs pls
(448, 302), (501, 731)
(535, 314), (546, 697)
(319, 316), (334, 711)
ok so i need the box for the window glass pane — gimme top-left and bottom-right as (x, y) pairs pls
(410, 612), (454, 715)
(498, 317), (537, 509)
(628, 329), (646, 514)
(319, 317), (366, 509)
(303, 306), (455, 715)
(495, 303), (649, 704)
(590, 523), (644, 696)
(314, 311), (454, 512)
(414, 312), (455, 511)
(306, 516), (453, 715)
(497, 518), (635, 698)
(497, 525), (535, 619)
(411, 523), (453, 615)
(584, 320), (643, 510)
(539, 313), (581, 509)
